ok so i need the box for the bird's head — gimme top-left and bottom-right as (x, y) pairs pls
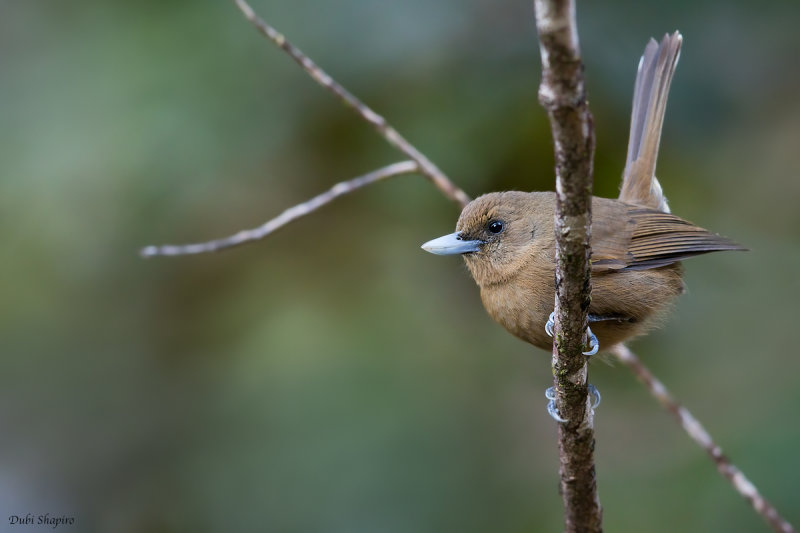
(421, 191), (553, 286)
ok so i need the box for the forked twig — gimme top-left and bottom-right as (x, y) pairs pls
(140, 4), (794, 532)
(142, 0), (469, 257)
(231, 0), (470, 208)
(141, 161), (418, 257)
(613, 344), (795, 533)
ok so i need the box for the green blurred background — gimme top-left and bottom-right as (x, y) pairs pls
(2, 1), (799, 531)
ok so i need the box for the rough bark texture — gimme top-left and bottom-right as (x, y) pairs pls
(533, 1), (602, 531)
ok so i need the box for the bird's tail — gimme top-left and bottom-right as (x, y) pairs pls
(619, 32), (682, 214)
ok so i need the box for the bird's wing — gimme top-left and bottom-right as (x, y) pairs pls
(591, 204), (745, 272)
(622, 208), (746, 270)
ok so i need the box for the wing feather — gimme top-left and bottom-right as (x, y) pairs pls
(624, 208), (745, 270)
(591, 201), (745, 272)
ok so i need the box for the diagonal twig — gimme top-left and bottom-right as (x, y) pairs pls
(613, 344), (795, 533)
(140, 161), (419, 257)
(231, 0), (470, 208)
(533, 0), (602, 531)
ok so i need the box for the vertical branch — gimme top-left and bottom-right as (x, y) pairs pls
(533, 1), (601, 532)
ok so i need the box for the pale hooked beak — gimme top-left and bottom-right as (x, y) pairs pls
(421, 232), (483, 255)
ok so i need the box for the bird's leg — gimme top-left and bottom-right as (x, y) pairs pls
(584, 313), (638, 356)
(545, 311), (600, 356)
(587, 313), (635, 324)
(545, 385), (601, 423)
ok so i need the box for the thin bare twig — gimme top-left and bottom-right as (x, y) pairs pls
(140, 161), (418, 257)
(231, 0), (470, 208)
(533, 0), (602, 531)
(613, 344), (795, 533)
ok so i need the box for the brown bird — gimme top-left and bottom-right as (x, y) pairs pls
(422, 32), (744, 355)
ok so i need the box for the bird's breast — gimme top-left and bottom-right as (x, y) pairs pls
(477, 267), (556, 351)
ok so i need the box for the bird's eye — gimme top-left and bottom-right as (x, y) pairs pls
(488, 220), (505, 234)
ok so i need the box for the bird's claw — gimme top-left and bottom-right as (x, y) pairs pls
(544, 312), (600, 356)
(545, 385), (601, 423)
(545, 387), (567, 423)
(588, 383), (601, 408)
(583, 326), (599, 356)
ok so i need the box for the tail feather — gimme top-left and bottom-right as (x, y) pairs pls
(619, 32), (682, 214)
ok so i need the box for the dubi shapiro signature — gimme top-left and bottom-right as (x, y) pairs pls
(8, 514), (75, 528)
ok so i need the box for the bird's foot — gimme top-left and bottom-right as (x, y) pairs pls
(545, 385), (602, 423)
(544, 312), (600, 356)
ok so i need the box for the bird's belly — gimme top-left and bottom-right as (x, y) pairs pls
(478, 265), (684, 353)
(480, 284), (643, 352)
